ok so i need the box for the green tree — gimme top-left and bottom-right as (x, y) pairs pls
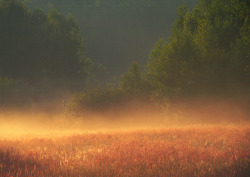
(120, 62), (144, 95)
(146, 0), (250, 97)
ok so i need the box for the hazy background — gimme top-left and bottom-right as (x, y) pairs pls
(22, 0), (197, 76)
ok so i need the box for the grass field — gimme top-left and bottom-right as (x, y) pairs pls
(0, 125), (249, 177)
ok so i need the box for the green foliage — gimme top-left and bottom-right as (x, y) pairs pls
(146, 0), (250, 98)
(65, 62), (153, 117)
(120, 62), (146, 95)
(64, 0), (249, 118)
(147, 33), (203, 97)
(0, 0), (85, 82)
(65, 85), (124, 117)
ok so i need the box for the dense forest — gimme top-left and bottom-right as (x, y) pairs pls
(0, 0), (249, 120)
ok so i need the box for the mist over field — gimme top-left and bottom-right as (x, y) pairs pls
(0, 0), (249, 176)
(0, 96), (249, 139)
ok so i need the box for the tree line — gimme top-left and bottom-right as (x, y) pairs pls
(66, 0), (250, 118)
(0, 0), (249, 117)
(0, 0), (106, 108)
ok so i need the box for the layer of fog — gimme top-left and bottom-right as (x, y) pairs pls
(0, 97), (249, 139)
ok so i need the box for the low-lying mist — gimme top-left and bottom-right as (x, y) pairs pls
(0, 96), (249, 139)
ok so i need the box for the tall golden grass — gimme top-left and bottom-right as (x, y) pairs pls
(0, 126), (249, 177)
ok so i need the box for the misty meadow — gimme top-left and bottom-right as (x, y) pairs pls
(0, 0), (249, 176)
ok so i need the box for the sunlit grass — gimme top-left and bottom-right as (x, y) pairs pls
(0, 125), (249, 177)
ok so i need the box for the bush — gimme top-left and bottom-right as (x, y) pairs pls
(65, 85), (125, 117)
